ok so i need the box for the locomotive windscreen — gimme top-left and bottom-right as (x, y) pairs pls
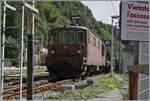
(49, 30), (85, 44)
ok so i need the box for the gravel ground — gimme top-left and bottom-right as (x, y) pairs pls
(33, 83), (89, 100)
(33, 90), (54, 100)
(32, 80), (89, 100)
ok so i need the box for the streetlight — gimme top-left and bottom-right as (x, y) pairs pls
(111, 15), (119, 76)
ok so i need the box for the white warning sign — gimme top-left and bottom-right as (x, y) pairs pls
(120, 1), (149, 41)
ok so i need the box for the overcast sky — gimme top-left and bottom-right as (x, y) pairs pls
(81, 1), (120, 24)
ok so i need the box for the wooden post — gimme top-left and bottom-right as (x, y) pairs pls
(27, 10), (32, 34)
(129, 42), (139, 100)
(27, 35), (33, 100)
(27, 10), (33, 100)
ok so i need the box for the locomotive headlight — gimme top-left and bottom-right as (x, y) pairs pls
(84, 66), (87, 71)
(51, 50), (55, 54)
(77, 50), (81, 54)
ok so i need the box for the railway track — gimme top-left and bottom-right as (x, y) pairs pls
(3, 79), (73, 100)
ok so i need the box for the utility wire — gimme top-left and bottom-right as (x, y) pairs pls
(110, 1), (118, 14)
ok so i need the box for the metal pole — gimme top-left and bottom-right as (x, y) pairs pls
(1, 1), (6, 100)
(32, 1), (35, 69)
(111, 17), (114, 76)
(20, 4), (24, 100)
(0, 0), (1, 99)
(32, 1), (35, 36)
(115, 22), (117, 72)
(26, 1), (38, 100)
(118, 28), (121, 74)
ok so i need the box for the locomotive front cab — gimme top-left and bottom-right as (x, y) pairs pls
(46, 26), (88, 78)
(48, 28), (87, 57)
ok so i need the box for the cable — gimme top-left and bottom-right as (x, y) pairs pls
(110, 1), (117, 14)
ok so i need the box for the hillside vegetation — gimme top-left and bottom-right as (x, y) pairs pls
(35, 1), (112, 40)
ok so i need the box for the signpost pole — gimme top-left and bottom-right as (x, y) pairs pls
(111, 17), (114, 77)
(0, 1), (1, 99)
(26, 1), (38, 100)
(27, 34), (33, 100)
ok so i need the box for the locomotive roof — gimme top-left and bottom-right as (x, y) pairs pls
(67, 26), (102, 40)
(50, 26), (88, 30)
(66, 26), (89, 30)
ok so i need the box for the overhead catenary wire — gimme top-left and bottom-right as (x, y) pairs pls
(110, 1), (118, 14)
(106, 1), (119, 24)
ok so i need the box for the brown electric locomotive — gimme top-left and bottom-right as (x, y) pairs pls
(46, 26), (107, 80)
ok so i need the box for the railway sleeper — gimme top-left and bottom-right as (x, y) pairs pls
(3, 94), (14, 100)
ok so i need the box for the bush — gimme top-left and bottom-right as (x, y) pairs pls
(5, 43), (19, 66)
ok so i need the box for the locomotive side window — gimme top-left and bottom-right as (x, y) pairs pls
(88, 32), (91, 43)
(93, 37), (96, 47)
(102, 44), (105, 56)
(98, 40), (100, 49)
(77, 31), (84, 43)
(70, 31), (75, 44)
